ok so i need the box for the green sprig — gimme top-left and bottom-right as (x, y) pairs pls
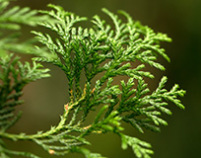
(0, 2), (185, 158)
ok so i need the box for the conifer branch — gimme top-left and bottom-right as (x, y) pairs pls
(0, 1), (185, 158)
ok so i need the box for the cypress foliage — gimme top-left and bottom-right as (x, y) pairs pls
(0, 1), (185, 158)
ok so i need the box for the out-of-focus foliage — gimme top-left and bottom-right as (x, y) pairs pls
(0, 0), (49, 57)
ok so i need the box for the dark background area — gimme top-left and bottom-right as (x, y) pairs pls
(6, 0), (201, 158)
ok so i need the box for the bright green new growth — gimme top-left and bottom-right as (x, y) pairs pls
(0, 1), (185, 158)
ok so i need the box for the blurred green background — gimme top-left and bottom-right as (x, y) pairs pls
(6, 0), (201, 157)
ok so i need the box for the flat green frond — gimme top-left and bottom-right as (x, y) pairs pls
(151, 76), (186, 109)
(0, 7), (42, 29)
(0, 1), (48, 29)
(121, 134), (153, 158)
(0, 3), (185, 158)
(33, 6), (172, 95)
(102, 8), (126, 40)
(0, 54), (49, 132)
(24, 7), (185, 157)
(0, 0), (51, 57)
(38, 4), (87, 39)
